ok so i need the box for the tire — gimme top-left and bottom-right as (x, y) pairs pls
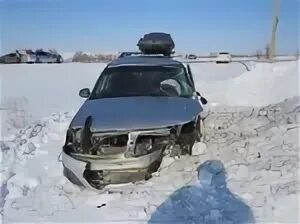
(56, 56), (62, 63)
(195, 117), (202, 142)
(188, 117), (202, 155)
(145, 152), (163, 180)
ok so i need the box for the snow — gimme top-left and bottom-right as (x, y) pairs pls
(59, 52), (75, 62)
(0, 60), (299, 223)
(0, 63), (104, 135)
(191, 142), (207, 156)
(149, 160), (255, 224)
(194, 60), (299, 107)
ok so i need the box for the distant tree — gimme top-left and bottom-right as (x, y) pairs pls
(72, 51), (90, 62)
(72, 51), (117, 62)
(265, 44), (271, 59)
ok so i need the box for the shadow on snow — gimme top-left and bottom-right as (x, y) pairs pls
(149, 160), (255, 224)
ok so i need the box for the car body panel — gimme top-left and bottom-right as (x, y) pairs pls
(0, 53), (21, 64)
(216, 52), (232, 63)
(62, 149), (162, 188)
(70, 96), (202, 132)
(35, 50), (62, 63)
(18, 50), (36, 63)
(0, 50), (63, 64)
(67, 149), (162, 171)
(62, 151), (93, 188)
(187, 54), (197, 60)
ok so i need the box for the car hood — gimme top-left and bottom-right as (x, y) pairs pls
(70, 96), (202, 132)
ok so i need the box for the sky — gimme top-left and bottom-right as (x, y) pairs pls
(0, 0), (299, 55)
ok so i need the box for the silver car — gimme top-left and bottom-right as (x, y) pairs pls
(62, 56), (207, 189)
(0, 53), (21, 64)
(35, 50), (63, 63)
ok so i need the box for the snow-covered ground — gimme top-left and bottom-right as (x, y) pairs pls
(194, 60), (299, 107)
(0, 60), (299, 223)
(0, 63), (105, 135)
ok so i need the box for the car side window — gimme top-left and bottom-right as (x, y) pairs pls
(8, 53), (16, 57)
(36, 51), (47, 56)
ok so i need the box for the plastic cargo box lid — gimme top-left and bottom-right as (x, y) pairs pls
(137, 32), (175, 56)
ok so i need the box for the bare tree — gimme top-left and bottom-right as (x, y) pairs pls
(72, 52), (116, 62)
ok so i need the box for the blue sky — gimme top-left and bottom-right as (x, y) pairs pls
(1, 0), (299, 54)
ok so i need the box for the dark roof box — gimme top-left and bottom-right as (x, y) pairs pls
(137, 32), (175, 56)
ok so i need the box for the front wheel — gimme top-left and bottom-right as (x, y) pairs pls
(188, 117), (202, 155)
(35, 57), (41, 63)
(56, 56), (63, 63)
(145, 151), (164, 179)
(195, 117), (202, 142)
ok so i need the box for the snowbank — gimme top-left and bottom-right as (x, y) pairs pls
(0, 63), (105, 136)
(1, 97), (299, 223)
(195, 60), (299, 107)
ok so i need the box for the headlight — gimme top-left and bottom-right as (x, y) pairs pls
(136, 138), (152, 154)
(68, 128), (82, 147)
(64, 128), (82, 152)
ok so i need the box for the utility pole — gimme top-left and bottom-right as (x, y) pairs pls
(270, 0), (280, 61)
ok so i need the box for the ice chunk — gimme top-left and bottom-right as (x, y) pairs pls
(159, 157), (175, 170)
(192, 142), (207, 156)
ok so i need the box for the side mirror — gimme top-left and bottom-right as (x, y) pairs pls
(79, 88), (90, 98)
(200, 97), (208, 105)
(196, 92), (208, 105)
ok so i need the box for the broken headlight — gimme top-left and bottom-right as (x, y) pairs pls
(74, 129), (82, 143)
(135, 137), (153, 156)
(64, 128), (82, 152)
(125, 136), (153, 158)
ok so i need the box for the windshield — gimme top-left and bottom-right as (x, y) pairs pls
(90, 65), (194, 99)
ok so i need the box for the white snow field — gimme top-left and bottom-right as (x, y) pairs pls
(0, 60), (299, 223)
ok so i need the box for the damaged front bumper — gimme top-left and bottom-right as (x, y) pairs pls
(62, 149), (162, 189)
(62, 128), (173, 189)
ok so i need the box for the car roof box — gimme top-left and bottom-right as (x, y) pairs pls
(137, 32), (175, 56)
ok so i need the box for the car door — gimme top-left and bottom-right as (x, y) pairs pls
(36, 51), (48, 63)
(6, 54), (19, 63)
